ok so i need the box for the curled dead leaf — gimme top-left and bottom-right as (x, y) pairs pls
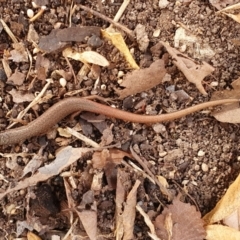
(161, 41), (214, 95)
(154, 198), (206, 240)
(63, 48), (109, 67)
(211, 77), (240, 123)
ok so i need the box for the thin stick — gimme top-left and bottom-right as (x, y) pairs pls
(7, 79), (53, 129)
(78, 4), (135, 39)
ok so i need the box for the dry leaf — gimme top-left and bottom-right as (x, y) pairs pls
(92, 149), (123, 190)
(205, 224), (240, 240)
(116, 59), (166, 99)
(223, 12), (240, 23)
(203, 173), (240, 224)
(157, 175), (169, 189)
(161, 41), (214, 95)
(38, 26), (100, 53)
(27, 24), (39, 43)
(91, 172), (103, 192)
(215, 3), (240, 23)
(211, 101), (240, 123)
(136, 204), (159, 238)
(211, 77), (240, 123)
(209, 0), (238, 10)
(62, 48), (109, 67)
(174, 27), (215, 60)
(27, 231), (42, 240)
(115, 169), (129, 240)
(0, 146), (91, 200)
(100, 127), (114, 146)
(92, 148), (132, 169)
(101, 28), (139, 69)
(35, 53), (50, 81)
(154, 198), (206, 240)
(8, 89), (35, 103)
(10, 42), (28, 62)
(76, 210), (97, 240)
(21, 147), (46, 178)
(122, 180), (141, 240)
(79, 190), (94, 208)
(7, 69), (25, 86)
(223, 209), (240, 230)
(17, 221), (34, 237)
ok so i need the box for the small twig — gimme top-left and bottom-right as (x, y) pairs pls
(216, 2), (240, 14)
(65, 127), (100, 148)
(7, 79), (53, 129)
(69, 1), (76, 27)
(25, 48), (32, 80)
(172, 179), (200, 212)
(109, 0), (130, 31)
(0, 19), (18, 43)
(2, 59), (12, 78)
(64, 56), (77, 84)
(112, 0), (130, 23)
(29, 6), (46, 22)
(130, 145), (173, 200)
(78, 4), (135, 39)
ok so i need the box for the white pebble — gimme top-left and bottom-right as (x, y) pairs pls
(210, 81), (219, 87)
(194, 165), (200, 171)
(159, 0), (169, 9)
(100, 84), (106, 90)
(153, 29), (161, 37)
(59, 77), (67, 87)
(197, 150), (205, 157)
(27, 9), (34, 18)
(182, 180), (189, 185)
(201, 163), (209, 172)
(191, 180), (198, 186)
(33, 47), (40, 54)
(32, 1), (39, 8)
(117, 71), (124, 78)
(41, 5), (47, 10)
(159, 151), (167, 157)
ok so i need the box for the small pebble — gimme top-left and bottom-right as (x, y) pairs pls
(175, 138), (182, 146)
(159, 0), (169, 9)
(33, 47), (40, 54)
(159, 151), (167, 157)
(153, 123), (166, 134)
(153, 29), (161, 37)
(201, 163), (209, 172)
(87, 34), (103, 48)
(117, 71), (124, 78)
(194, 164), (200, 171)
(210, 81), (219, 87)
(191, 181), (198, 186)
(27, 9), (34, 18)
(198, 150), (205, 157)
(32, 1), (39, 8)
(182, 180), (189, 185)
(59, 78), (67, 87)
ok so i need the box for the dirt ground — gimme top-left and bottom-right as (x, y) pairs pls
(0, 0), (240, 239)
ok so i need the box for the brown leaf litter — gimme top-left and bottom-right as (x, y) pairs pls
(154, 197), (206, 240)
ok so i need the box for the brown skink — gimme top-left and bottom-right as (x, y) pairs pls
(0, 97), (238, 145)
